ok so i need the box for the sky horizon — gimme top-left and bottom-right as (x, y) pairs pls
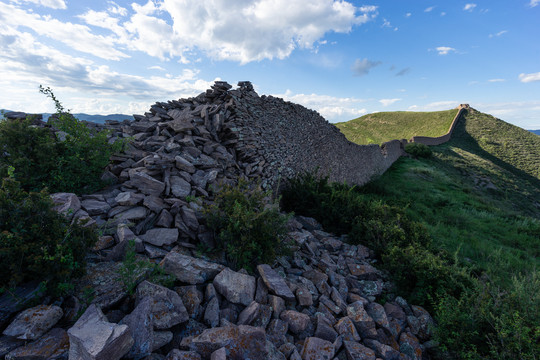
(1, 0), (539, 129)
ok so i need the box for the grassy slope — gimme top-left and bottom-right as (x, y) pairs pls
(359, 108), (540, 287)
(335, 109), (457, 144)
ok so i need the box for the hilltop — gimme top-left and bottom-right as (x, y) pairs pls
(335, 109), (457, 145)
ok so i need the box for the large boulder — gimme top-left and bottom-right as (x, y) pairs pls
(213, 268), (256, 306)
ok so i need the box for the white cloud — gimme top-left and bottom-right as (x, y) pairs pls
(408, 101), (458, 111)
(489, 30), (508, 38)
(529, 0), (539, 8)
(519, 72), (540, 83)
(161, 0), (377, 63)
(351, 58), (382, 76)
(436, 46), (456, 55)
(18, 0), (66, 9)
(0, 2), (129, 61)
(424, 6), (435, 12)
(488, 79), (505, 83)
(463, 4), (477, 11)
(379, 98), (401, 106)
(276, 90), (368, 122)
(405, 12), (412, 17)
(0, 26), (213, 114)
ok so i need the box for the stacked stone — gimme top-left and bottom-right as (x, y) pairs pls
(0, 213), (435, 360)
(0, 81), (433, 359)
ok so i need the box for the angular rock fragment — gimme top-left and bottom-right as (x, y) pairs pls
(301, 337), (334, 360)
(213, 268), (256, 306)
(3, 305), (63, 341)
(257, 264), (295, 301)
(67, 304), (133, 360)
(162, 250), (224, 284)
(5, 327), (68, 360)
(140, 228), (179, 247)
(136, 281), (189, 329)
(189, 325), (267, 359)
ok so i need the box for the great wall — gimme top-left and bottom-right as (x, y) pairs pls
(0, 81), (463, 359)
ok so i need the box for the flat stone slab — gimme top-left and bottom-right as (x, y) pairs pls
(140, 228), (179, 247)
(3, 305), (63, 340)
(213, 268), (256, 306)
(75, 262), (128, 310)
(189, 325), (267, 360)
(257, 264), (295, 301)
(6, 327), (68, 360)
(68, 304), (133, 360)
(162, 250), (224, 284)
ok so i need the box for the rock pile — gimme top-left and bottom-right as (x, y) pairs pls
(0, 82), (434, 359)
(0, 215), (435, 360)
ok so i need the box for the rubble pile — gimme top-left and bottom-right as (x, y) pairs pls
(0, 82), (434, 360)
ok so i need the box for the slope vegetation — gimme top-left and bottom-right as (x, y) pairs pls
(335, 109), (457, 144)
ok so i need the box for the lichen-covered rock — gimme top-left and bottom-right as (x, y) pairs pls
(189, 325), (267, 359)
(213, 268), (256, 306)
(5, 327), (69, 360)
(162, 250), (224, 284)
(3, 305), (63, 341)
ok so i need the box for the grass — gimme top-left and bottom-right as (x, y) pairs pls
(335, 109), (458, 144)
(286, 108), (540, 358)
(360, 108), (540, 286)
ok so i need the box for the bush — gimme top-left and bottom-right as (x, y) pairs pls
(405, 142), (432, 158)
(0, 176), (97, 293)
(205, 180), (291, 272)
(0, 115), (59, 192)
(0, 86), (126, 194)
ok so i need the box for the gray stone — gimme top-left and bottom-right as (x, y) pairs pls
(0, 336), (25, 357)
(81, 199), (111, 216)
(347, 263), (379, 280)
(121, 297), (153, 359)
(75, 262), (128, 310)
(155, 209), (174, 227)
(266, 340), (287, 360)
(189, 325), (267, 360)
(115, 191), (145, 206)
(399, 332), (422, 360)
(268, 295), (285, 319)
(314, 315), (338, 343)
(180, 207), (199, 231)
(144, 195), (166, 213)
(237, 301), (260, 325)
(334, 317), (360, 342)
(131, 172), (165, 196)
(296, 286), (313, 307)
(152, 331), (173, 352)
(113, 206), (147, 221)
(257, 264), (295, 301)
(140, 228), (179, 247)
(301, 337), (334, 360)
(343, 341), (376, 360)
(162, 250), (224, 284)
(213, 268), (256, 306)
(279, 310), (310, 334)
(210, 347), (227, 360)
(366, 302), (390, 330)
(68, 304), (133, 360)
(204, 297), (220, 327)
(363, 339), (400, 360)
(170, 176), (191, 198)
(136, 281), (189, 329)
(5, 327), (68, 360)
(176, 286), (204, 318)
(165, 349), (201, 360)
(346, 301), (377, 339)
(175, 155), (196, 173)
(51, 192), (81, 220)
(3, 305), (63, 340)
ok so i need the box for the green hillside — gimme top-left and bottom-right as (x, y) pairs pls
(335, 109), (458, 144)
(284, 108), (540, 359)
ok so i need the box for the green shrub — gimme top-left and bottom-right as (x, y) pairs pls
(0, 116), (59, 192)
(0, 176), (97, 293)
(0, 86), (126, 194)
(205, 180), (291, 272)
(405, 142), (433, 158)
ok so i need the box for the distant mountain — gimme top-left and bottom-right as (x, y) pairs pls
(529, 129), (540, 135)
(1, 109), (133, 124)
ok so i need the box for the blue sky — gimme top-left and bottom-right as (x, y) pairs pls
(1, 0), (539, 129)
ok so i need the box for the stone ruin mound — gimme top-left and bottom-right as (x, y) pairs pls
(0, 82), (434, 360)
